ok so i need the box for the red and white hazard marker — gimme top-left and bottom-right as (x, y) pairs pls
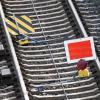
(64, 37), (96, 63)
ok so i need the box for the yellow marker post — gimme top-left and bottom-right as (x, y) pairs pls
(78, 69), (89, 78)
(5, 15), (35, 36)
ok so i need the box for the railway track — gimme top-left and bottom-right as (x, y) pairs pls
(73, 0), (100, 59)
(1, 0), (100, 100)
(0, 16), (24, 100)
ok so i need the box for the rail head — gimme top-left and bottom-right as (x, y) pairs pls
(0, 2), (29, 100)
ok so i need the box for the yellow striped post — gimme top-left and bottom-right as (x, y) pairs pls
(5, 15), (35, 36)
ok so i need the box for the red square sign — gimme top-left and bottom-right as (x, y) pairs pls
(64, 37), (96, 63)
(68, 40), (93, 60)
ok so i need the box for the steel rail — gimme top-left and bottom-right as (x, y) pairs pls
(0, 2), (29, 100)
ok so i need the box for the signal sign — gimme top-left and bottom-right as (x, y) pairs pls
(64, 37), (96, 63)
